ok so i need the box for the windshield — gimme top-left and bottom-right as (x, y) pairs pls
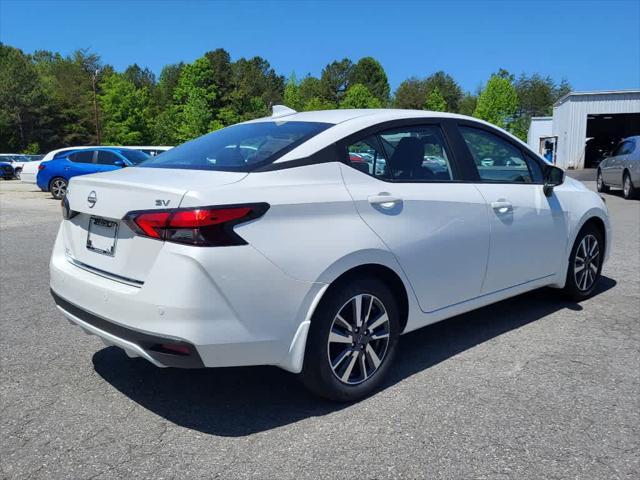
(119, 149), (150, 164)
(138, 121), (331, 171)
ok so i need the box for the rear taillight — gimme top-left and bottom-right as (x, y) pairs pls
(38, 164), (46, 171)
(123, 203), (269, 246)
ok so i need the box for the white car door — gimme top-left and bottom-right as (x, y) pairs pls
(340, 123), (490, 313)
(458, 125), (568, 294)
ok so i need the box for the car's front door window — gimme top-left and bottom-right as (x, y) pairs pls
(460, 126), (542, 183)
(96, 151), (122, 165)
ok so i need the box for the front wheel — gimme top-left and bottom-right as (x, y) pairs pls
(14, 168), (21, 180)
(596, 170), (609, 193)
(563, 224), (604, 300)
(50, 177), (68, 200)
(299, 277), (400, 401)
(623, 172), (637, 199)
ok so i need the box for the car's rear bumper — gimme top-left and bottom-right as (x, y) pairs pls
(51, 289), (205, 368)
(49, 224), (324, 372)
(20, 171), (37, 184)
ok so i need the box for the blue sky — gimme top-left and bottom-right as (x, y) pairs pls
(1, 0), (639, 93)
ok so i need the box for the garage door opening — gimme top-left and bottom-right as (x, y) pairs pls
(585, 113), (640, 168)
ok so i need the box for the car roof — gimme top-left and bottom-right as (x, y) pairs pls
(253, 108), (527, 164)
(42, 145), (166, 160)
(246, 108), (469, 126)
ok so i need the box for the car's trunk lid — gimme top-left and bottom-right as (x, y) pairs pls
(63, 167), (248, 283)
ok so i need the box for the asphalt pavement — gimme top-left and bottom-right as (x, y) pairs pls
(0, 179), (638, 479)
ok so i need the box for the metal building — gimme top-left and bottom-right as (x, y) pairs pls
(528, 90), (640, 169)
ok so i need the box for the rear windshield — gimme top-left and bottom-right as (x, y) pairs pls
(138, 121), (331, 172)
(119, 149), (150, 164)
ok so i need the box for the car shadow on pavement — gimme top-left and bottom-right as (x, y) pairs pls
(93, 276), (616, 437)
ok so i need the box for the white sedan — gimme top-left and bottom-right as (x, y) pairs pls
(50, 108), (610, 401)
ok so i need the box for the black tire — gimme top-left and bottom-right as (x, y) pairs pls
(14, 168), (21, 180)
(49, 177), (68, 200)
(622, 171), (637, 199)
(299, 276), (400, 402)
(562, 223), (604, 300)
(596, 169), (609, 193)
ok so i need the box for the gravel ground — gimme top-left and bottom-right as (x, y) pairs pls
(1, 179), (638, 479)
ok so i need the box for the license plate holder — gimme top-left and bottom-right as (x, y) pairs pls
(86, 217), (118, 256)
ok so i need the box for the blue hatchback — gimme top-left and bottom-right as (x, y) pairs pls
(37, 147), (150, 199)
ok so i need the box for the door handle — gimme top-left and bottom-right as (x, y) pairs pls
(368, 194), (402, 208)
(491, 200), (513, 214)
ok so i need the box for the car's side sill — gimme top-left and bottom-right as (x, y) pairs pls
(425, 274), (556, 315)
(403, 274), (556, 334)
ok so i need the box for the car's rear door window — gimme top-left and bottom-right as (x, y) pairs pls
(69, 151), (95, 163)
(378, 125), (454, 181)
(346, 136), (389, 178)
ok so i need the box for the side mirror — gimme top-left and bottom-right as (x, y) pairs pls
(543, 165), (564, 197)
(113, 159), (125, 167)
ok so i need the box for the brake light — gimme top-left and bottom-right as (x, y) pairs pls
(123, 204), (269, 246)
(38, 164), (46, 171)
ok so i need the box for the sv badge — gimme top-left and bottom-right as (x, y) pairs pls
(155, 199), (171, 207)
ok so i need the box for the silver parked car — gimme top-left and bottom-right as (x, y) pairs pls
(597, 136), (640, 199)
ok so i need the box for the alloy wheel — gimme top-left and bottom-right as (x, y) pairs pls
(624, 175), (631, 197)
(52, 179), (67, 198)
(574, 234), (600, 291)
(327, 293), (390, 385)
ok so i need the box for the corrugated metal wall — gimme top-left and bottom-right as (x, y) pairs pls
(527, 117), (553, 153)
(552, 92), (640, 169)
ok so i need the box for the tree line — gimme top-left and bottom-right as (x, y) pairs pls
(0, 43), (571, 153)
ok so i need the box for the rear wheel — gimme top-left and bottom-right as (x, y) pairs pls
(596, 169), (609, 193)
(50, 177), (68, 200)
(563, 224), (603, 300)
(299, 277), (400, 401)
(14, 168), (21, 180)
(623, 172), (637, 199)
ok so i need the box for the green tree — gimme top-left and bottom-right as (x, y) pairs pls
(339, 84), (382, 109)
(424, 71), (462, 112)
(393, 78), (427, 109)
(299, 76), (328, 107)
(320, 58), (353, 104)
(32, 48), (105, 146)
(99, 72), (153, 144)
(155, 63), (183, 108)
(123, 64), (155, 90)
(458, 93), (477, 116)
(230, 56), (284, 121)
(514, 73), (555, 117)
(473, 74), (519, 130)
(205, 48), (234, 109)
(303, 96), (336, 111)
(172, 57), (218, 142)
(554, 78), (572, 101)
(349, 57), (390, 104)
(0, 44), (63, 152)
(424, 86), (447, 112)
(283, 72), (303, 111)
